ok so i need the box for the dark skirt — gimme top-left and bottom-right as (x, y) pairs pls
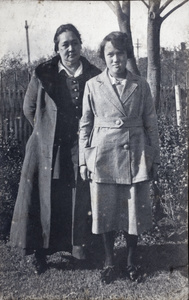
(48, 178), (73, 254)
(23, 176), (72, 255)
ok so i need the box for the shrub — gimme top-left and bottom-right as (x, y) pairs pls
(0, 133), (23, 240)
(155, 114), (188, 239)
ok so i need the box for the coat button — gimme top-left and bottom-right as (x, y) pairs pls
(73, 88), (78, 92)
(115, 119), (121, 125)
(123, 144), (129, 150)
(72, 80), (77, 84)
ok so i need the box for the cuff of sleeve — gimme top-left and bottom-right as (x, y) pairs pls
(79, 152), (86, 166)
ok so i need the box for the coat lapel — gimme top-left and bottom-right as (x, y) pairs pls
(97, 69), (126, 116)
(35, 55), (60, 102)
(121, 71), (138, 104)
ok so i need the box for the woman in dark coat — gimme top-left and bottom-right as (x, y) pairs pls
(79, 32), (160, 284)
(10, 24), (100, 274)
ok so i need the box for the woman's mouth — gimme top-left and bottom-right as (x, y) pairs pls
(68, 53), (76, 58)
(112, 64), (120, 68)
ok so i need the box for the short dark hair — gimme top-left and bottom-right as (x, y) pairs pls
(99, 31), (132, 60)
(54, 24), (82, 52)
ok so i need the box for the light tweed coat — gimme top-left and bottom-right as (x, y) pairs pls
(79, 69), (160, 184)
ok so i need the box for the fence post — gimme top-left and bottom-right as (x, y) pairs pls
(175, 85), (182, 126)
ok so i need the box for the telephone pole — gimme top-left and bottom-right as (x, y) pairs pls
(25, 20), (31, 82)
(135, 39), (141, 63)
(25, 20), (31, 64)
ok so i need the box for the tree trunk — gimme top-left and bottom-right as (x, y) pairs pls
(116, 1), (140, 75)
(147, 1), (162, 111)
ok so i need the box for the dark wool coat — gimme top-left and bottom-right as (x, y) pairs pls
(10, 55), (100, 253)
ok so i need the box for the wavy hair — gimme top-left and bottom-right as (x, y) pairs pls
(54, 24), (82, 52)
(99, 31), (132, 60)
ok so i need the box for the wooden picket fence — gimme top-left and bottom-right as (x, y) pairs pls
(0, 89), (32, 152)
(158, 86), (187, 124)
(0, 86), (187, 152)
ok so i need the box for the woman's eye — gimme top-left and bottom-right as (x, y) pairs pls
(62, 43), (68, 48)
(73, 41), (79, 46)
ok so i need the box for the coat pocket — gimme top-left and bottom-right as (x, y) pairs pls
(84, 146), (97, 173)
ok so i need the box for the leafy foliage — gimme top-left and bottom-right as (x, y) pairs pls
(0, 54), (52, 91)
(155, 115), (187, 240)
(138, 45), (189, 88)
(0, 133), (23, 240)
(139, 114), (188, 245)
(81, 48), (105, 71)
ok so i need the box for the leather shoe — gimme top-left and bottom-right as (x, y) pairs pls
(126, 265), (142, 282)
(33, 252), (48, 275)
(100, 266), (116, 284)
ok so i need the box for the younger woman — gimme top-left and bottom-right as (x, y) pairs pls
(79, 32), (160, 283)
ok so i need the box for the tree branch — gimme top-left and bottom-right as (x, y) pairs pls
(159, 0), (173, 15)
(113, 1), (122, 16)
(121, 1), (130, 17)
(161, 0), (189, 22)
(140, 0), (149, 9)
(104, 1), (116, 15)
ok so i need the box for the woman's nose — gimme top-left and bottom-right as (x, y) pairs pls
(112, 54), (119, 62)
(68, 44), (74, 51)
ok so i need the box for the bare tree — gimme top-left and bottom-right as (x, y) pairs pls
(105, 1), (140, 75)
(143, 0), (189, 109)
(106, 0), (189, 109)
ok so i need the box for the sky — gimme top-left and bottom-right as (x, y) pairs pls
(0, 0), (189, 63)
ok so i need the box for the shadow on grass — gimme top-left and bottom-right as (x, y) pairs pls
(45, 242), (188, 281)
(47, 244), (105, 272)
(115, 243), (188, 279)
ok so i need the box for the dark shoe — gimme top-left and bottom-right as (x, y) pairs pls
(33, 253), (48, 275)
(100, 266), (116, 284)
(126, 265), (142, 282)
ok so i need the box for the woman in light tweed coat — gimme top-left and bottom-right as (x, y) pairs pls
(79, 32), (160, 284)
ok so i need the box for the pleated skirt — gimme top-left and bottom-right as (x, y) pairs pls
(89, 181), (152, 235)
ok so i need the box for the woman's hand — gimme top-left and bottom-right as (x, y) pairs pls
(80, 165), (89, 181)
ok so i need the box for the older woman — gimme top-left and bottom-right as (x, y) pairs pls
(10, 24), (100, 274)
(79, 32), (160, 284)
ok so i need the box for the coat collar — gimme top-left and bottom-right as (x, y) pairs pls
(96, 68), (139, 95)
(95, 68), (139, 116)
(96, 68), (125, 116)
(35, 55), (95, 100)
(36, 55), (94, 81)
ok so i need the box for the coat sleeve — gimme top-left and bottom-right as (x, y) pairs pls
(142, 80), (160, 164)
(79, 82), (94, 166)
(23, 71), (39, 127)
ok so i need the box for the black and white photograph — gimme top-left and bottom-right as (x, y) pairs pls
(0, 1), (188, 299)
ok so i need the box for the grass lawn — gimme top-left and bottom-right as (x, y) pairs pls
(0, 239), (187, 300)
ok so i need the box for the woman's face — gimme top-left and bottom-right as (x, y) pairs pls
(57, 30), (81, 67)
(104, 41), (127, 78)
